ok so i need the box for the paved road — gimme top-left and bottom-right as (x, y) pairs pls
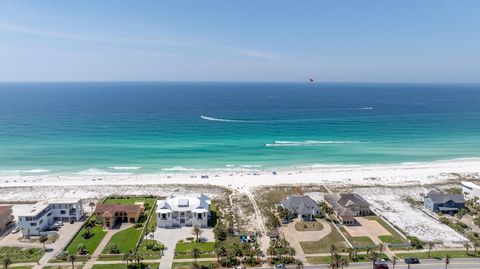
(293, 258), (480, 269)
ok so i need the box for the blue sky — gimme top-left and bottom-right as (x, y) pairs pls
(0, 0), (479, 82)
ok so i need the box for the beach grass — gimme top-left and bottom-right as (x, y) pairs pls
(66, 225), (107, 255)
(0, 246), (44, 263)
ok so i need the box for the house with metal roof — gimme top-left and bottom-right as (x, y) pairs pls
(280, 195), (320, 221)
(324, 193), (371, 225)
(424, 191), (465, 215)
(156, 194), (211, 228)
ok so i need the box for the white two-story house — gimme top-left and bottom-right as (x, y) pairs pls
(16, 198), (84, 237)
(156, 194), (210, 228)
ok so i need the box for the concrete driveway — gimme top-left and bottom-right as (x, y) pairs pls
(154, 227), (214, 269)
(281, 219), (332, 259)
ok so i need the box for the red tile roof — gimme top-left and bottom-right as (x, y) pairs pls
(94, 204), (143, 214)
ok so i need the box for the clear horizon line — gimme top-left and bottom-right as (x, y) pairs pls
(0, 80), (479, 85)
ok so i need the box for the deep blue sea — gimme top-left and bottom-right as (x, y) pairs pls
(0, 82), (479, 176)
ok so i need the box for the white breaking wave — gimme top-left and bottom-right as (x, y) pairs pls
(77, 168), (132, 175)
(109, 166), (142, 170)
(21, 169), (51, 173)
(0, 169), (51, 176)
(265, 140), (362, 147)
(161, 166), (198, 171)
(200, 115), (254, 123)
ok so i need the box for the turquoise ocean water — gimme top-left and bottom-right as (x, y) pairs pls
(0, 82), (479, 176)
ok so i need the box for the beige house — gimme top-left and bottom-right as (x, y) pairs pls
(324, 193), (371, 225)
(0, 205), (13, 234)
(94, 204), (144, 228)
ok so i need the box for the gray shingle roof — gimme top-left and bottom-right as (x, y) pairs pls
(426, 191), (465, 204)
(324, 193), (370, 217)
(280, 195), (318, 213)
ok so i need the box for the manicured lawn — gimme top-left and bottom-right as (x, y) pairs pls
(66, 225), (107, 255)
(364, 216), (408, 244)
(138, 239), (164, 259)
(295, 221), (324, 231)
(306, 253), (390, 264)
(10, 266), (33, 269)
(175, 241), (216, 258)
(379, 235), (406, 244)
(103, 197), (156, 208)
(92, 263), (159, 269)
(102, 226), (142, 254)
(172, 261), (217, 269)
(0, 247), (44, 263)
(42, 264), (83, 269)
(300, 223), (348, 254)
(349, 236), (375, 248)
(396, 250), (480, 260)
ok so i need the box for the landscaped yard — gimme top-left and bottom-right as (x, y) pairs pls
(208, 202), (219, 227)
(295, 221), (324, 231)
(364, 216), (409, 244)
(66, 225), (107, 255)
(172, 261), (217, 269)
(0, 246), (44, 263)
(102, 226), (142, 254)
(396, 250), (480, 259)
(300, 223), (348, 254)
(175, 241), (216, 259)
(42, 266), (83, 269)
(339, 226), (376, 248)
(137, 239), (165, 259)
(91, 263), (159, 269)
(103, 197), (156, 206)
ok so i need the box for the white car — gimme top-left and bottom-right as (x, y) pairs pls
(11, 226), (21, 234)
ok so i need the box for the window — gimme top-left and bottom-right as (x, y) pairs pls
(60, 210), (66, 214)
(30, 223), (37, 226)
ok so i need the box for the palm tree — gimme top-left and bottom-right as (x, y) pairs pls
(77, 244), (87, 255)
(1, 257), (12, 269)
(67, 254), (76, 269)
(346, 247), (355, 261)
(191, 247), (201, 263)
(214, 243), (226, 263)
(368, 251), (380, 269)
(295, 259), (304, 269)
(428, 242), (434, 258)
(88, 201), (96, 215)
(252, 242), (261, 263)
(392, 255), (398, 269)
(191, 227), (203, 242)
(464, 242), (470, 255)
(339, 256), (349, 269)
(123, 251), (132, 267)
(133, 252), (143, 266)
(39, 235), (48, 251)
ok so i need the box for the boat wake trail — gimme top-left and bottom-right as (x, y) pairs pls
(265, 140), (363, 147)
(200, 115), (262, 123)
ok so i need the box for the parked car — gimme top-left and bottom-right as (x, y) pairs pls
(11, 226), (21, 234)
(273, 264), (286, 269)
(374, 262), (389, 269)
(405, 257), (420, 264)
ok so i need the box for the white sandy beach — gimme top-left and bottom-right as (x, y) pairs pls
(0, 158), (479, 190)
